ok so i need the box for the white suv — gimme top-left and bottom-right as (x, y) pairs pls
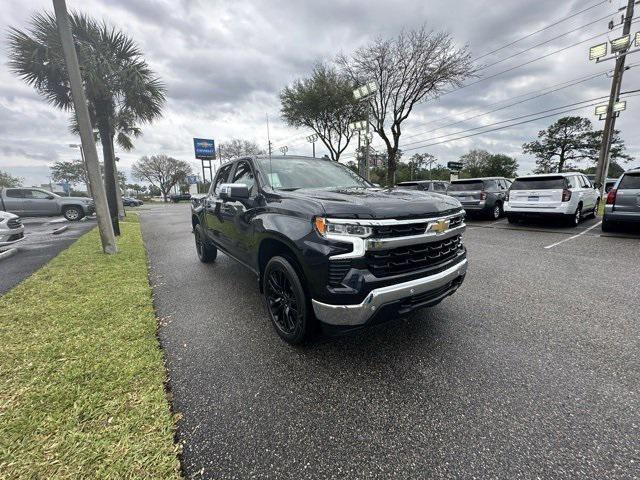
(505, 172), (600, 227)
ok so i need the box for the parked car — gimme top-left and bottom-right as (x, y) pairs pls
(123, 197), (143, 207)
(191, 156), (468, 344)
(602, 168), (640, 232)
(169, 193), (191, 203)
(0, 187), (94, 221)
(447, 177), (511, 219)
(505, 172), (600, 226)
(0, 211), (24, 248)
(396, 180), (449, 193)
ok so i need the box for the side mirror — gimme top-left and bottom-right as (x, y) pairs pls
(219, 183), (249, 201)
(47, 195), (55, 200)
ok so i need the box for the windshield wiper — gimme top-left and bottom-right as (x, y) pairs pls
(277, 187), (299, 191)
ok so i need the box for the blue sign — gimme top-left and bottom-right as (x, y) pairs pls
(193, 138), (215, 160)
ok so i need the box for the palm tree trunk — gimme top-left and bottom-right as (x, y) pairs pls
(98, 120), (120, 236)
(110, 135), (125, 219)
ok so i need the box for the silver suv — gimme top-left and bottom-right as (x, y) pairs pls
(603, 169), (640, 232)
(0, 188), (94, 221)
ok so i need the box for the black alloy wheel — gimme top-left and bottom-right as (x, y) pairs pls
(263, 256), (309, 344)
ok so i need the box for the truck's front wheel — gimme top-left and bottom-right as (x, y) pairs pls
(194, 224), (217, 263)
(263, 256), (311, 345)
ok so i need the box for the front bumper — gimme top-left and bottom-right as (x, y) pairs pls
(82, 203), (95, 215)
(0, 230), (25, 247)
(312, 257), (468, 326)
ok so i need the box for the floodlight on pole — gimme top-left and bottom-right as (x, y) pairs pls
(279, 146), (288, 155)
(589, 42), (607, 61)
(594, 104), (608, 116)
(349, 120), (368, 131)
(352, 81), (378, 101)
(613, 100), (627, 112)
(306, 134), (318, 157)
(611, 34), (631, 53)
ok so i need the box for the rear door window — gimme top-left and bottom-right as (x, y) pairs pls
(449, 180), (483, 191)
(566, 176), (580, 189)
(5, 189), (25, 198)
(511, 177), (565, 190)
(619, 173), (640, 189)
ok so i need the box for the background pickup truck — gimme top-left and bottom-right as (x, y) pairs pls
(191, 155), (467, 345)
(0, 187), (94, 221)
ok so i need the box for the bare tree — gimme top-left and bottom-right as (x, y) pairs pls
(131, 154), (191, 201)
(217, 138), (264, 163)
(280, 63), (365, 161)
(338, 26), (473, 184)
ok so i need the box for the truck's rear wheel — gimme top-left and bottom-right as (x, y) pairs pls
(63, 206), (83, 221)
(263, 256), (311, 345)
(194, 224), (217, 263)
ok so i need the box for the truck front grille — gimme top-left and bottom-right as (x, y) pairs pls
(7, 218), (22, 229)
(373, 214), (464, 238)
(365, 234), (463, 277)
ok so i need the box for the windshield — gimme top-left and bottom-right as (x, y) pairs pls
(255, 157), (370, 190)
(449, 180), (483, 191)
(511, 177), (565, 190)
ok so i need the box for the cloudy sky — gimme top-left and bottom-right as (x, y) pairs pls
(1, 0), (639, 187)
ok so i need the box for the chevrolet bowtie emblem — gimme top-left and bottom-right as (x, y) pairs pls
(429, 219), (450, 234)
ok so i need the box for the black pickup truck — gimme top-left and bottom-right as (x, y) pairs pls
(191, 156), (467, 344)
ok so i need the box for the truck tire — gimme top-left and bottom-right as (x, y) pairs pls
(194, 224), (217, 263)
(263, 255), (311, 345)
(63, 205), (84, 221)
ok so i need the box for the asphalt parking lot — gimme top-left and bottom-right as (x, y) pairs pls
(0, 217), (96, 295)
(141, 203), (639, 479)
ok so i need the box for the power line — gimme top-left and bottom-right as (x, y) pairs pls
(426, 19), (639, 102)
(339, 91), (640, 160)
(402, 69), (614, 143)
(475, 12), (619, 73)
(471, 0), (608, 62)
(402, 92), (640, 153)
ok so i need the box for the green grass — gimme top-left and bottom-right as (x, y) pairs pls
(0, 217), (180, 479)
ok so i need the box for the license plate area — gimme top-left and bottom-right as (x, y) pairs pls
(528, 196), (539, 202)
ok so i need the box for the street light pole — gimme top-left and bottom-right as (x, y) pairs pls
(593, 0), (635, 197)
(352, 82), (378, 182)
(54, 0), (116, 253)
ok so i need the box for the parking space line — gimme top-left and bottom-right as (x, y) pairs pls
(544, 221), (602, 249)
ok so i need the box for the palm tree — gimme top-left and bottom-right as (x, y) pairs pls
(8, 11), (165, 234)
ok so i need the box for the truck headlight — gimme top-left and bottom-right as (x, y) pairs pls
(314, 217), (372, 238)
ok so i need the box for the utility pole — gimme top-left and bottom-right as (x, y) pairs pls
(53, 0), (116, 253)
(594, 0), (635, 197)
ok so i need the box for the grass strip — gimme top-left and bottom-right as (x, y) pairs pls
(0, 217), (180, 478)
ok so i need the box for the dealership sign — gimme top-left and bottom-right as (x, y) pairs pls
(193, 138), (215, 160)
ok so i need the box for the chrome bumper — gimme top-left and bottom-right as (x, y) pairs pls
(312, 258), (468, 326)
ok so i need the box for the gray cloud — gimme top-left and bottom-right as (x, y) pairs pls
(1, 0), (638, 187)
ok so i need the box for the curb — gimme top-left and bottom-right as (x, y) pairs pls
(52, 225), (69, 235)
(0, 248), (18, 261)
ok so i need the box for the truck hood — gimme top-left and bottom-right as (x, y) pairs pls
(284, 187), (462, 219)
